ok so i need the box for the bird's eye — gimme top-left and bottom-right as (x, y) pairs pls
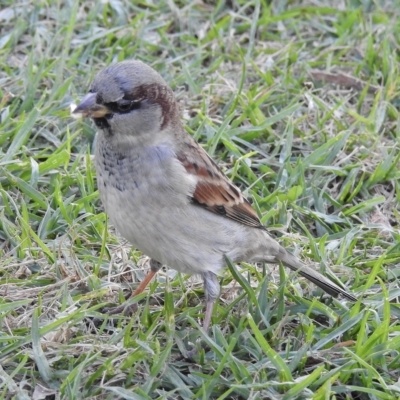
(117, 102), (132, 112)
(116, 100), (141, 113)
(105, 99), (142, 114)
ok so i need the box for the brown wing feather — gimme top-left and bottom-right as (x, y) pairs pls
(177, 143), (264, 229)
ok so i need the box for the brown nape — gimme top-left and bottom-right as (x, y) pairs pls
(125, 83), (178, 129)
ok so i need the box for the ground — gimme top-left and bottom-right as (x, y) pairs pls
(0, 0), (399, 399)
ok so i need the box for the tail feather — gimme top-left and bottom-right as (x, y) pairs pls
(277, 247), (357, 302)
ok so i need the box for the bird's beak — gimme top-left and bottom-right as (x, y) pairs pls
(71, 92), (109, 119)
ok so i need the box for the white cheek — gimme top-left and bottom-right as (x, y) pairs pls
(112, 106), (162, 135)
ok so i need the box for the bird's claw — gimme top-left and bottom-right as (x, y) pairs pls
(103, 302), (138, 316)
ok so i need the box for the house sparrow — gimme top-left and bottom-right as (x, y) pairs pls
(72, 60), (356, 336)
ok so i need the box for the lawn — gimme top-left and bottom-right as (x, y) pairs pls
(1, 0), (400, 399)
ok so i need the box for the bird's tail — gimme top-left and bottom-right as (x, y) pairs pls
(277, 247), (357, 302)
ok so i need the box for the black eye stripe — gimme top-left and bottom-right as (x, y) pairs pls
(105, 100), (141, 114)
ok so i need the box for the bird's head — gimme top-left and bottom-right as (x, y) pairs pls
(72, 60), (179, 145)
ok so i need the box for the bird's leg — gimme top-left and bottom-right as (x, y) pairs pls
(202, 271), (220, 332)
(186, 271), (220, 357)
(104, 259), (162, 316)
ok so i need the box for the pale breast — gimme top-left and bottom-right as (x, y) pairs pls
(94, 133), (199, 268)
(94, 133), (270, 275)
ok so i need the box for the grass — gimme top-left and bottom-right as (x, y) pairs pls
(1, 0), (400, 398)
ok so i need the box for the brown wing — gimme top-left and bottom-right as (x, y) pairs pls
(177, 142), (264, 230)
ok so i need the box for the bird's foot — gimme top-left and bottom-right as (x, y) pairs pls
(185, 347), (199, 359)
(103, 302), (138, 316)
(91, 303), (138, 326)
(175, 345), (199, 361)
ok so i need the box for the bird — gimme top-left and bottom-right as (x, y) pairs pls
(71, 60), (357, 339)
